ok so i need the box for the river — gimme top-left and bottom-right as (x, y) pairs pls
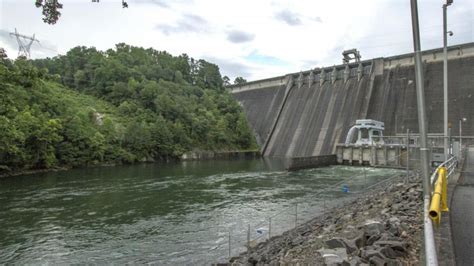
(0, 159), (403, 264)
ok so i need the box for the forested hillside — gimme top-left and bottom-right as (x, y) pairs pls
(0, 44), (256, 175)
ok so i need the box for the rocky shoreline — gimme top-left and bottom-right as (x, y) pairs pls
(227, 175), (423, 265)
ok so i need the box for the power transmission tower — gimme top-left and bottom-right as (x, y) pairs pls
(9, 28), (40, 58)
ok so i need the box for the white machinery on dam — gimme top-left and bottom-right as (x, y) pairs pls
(344, 119), (385, 146)
(337, 119), (406, 167)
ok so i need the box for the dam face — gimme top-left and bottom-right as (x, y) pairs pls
(231, 43), (474, 158)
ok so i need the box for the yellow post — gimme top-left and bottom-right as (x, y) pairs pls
(440, 167), (449, 212)
(429, 167), (449, 225)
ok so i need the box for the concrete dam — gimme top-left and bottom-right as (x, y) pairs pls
(230, 43), (474, 159)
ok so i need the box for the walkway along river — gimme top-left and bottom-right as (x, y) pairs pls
(0, 159), (403, 264)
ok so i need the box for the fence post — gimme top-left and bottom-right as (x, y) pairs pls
(268, 217), (272, 240)
(406, 129), (410, 182)
(247, 224), (250, 252)
(323, 198), (326, 219)
(295, 203), (298, 228)
(363, 166), (367, 187)
(228, 230), (231, 258)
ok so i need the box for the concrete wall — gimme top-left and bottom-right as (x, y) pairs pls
(370, 54), (474, 137)
(286, 155), (337, 171)
(232, 84), (287, 147)
(336, 145), (408, 167)
(231, 43), (474, 158)
(265, 65), (375, 157)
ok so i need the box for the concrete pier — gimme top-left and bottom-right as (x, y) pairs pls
(335, 144), (408, 167)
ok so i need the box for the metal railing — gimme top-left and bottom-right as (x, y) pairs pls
(424, 156), (457, 266)
(216, 169), (408, 262)
(380, 135), (474, 149)
(380, 135), (447, 147)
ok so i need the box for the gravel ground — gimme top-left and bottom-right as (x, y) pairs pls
(226, 175), (423, 265)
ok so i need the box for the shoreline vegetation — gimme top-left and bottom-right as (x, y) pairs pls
(0, 166), (69, 179)
(0, 44), (258, 178)
(0, 149), (261, 179)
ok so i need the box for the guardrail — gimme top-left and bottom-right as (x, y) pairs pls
(429, 167), (448, 224)
(424, 156), (457, 265)
(380, 135), (474, 149)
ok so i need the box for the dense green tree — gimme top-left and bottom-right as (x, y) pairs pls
(35, 0), (63, 24)
(234, 76), (247, 84)
(34, 1), (128, 25)
(223, 76), (231, 86)
(0, 44), (257, 175)
(0, 48), (7, 60)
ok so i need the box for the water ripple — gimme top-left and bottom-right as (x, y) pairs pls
(0, 161), (403, 264)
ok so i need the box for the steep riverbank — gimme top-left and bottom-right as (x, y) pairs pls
(1, 47), (258, 179)
(228, 175), (423, 265)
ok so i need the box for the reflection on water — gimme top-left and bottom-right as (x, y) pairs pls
(0, 159), (402, 264)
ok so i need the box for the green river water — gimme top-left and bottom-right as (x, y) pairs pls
(0, 159), (403, 264)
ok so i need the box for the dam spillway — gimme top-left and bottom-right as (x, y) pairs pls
(231, 43), (474, 158)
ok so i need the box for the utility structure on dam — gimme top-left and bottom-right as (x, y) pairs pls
(229, 43), (474, 165)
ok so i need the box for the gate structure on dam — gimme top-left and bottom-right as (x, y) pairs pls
(229, 43), (474, 166)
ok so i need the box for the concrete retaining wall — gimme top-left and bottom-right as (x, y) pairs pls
(335, 144), (410, 167)
(181, 150), (260, 161)
(232, 84), (287, 147)
(286, 155), (337, 171)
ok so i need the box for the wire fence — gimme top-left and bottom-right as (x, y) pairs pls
(208, 138), (472, 263)
(212, 141), (473, 263)
(213, 168), (410, 262)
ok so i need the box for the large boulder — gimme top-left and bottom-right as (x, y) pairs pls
(360, 220), (384, 238)
(318, 247), (348, 265)
(325, 237), (360, 255)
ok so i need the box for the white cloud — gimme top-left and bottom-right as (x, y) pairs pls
(0, 0), (472, 80)
(156, 14), (209, 35)
(275, 10), (302, 26)
(226, 30), (255, 43)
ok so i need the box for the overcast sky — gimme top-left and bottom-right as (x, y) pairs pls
(0, 0), (473, 81)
